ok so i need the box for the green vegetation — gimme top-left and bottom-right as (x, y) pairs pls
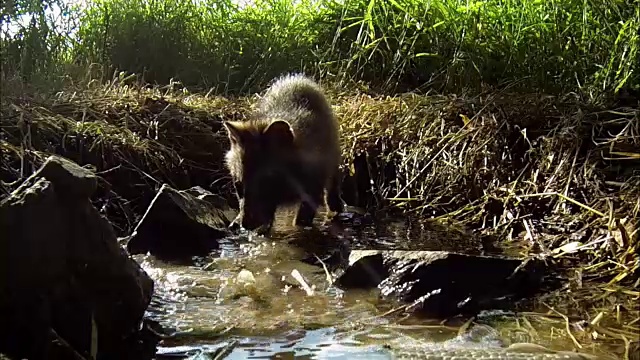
(1, 0), (639, 358)
(3, 0), (639, 97)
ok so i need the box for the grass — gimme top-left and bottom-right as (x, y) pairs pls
(77, 0), (640, 98)
(3, 0), (639, 97)
(0, 71), (250, 232)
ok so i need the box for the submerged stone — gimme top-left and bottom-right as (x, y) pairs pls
(335, 250), (547, 318)
(126, 184), (231, 261)
(0, 155), (156, 360)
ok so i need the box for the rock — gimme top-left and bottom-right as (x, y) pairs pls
(0, 155), (156, 360)
(335, 250), (546, 318)
(126, 184), (231, 261)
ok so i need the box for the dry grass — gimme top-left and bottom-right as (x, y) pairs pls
(1, 72), (251, 232)
(1, 76), (638, 356)
(333, 88), (639, 357)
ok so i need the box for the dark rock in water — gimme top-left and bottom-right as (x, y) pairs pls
(126, 184), (231, 261)
(0, 155), (157, 360)
(330, 205), (375, 228)
(335, 250), (546, 318)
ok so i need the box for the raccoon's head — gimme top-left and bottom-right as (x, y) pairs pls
(223, 119), (297, 231)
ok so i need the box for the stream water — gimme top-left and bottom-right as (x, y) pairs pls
(136, 208), (613, 359)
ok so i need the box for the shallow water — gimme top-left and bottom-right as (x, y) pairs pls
(137, 208), (608, 360)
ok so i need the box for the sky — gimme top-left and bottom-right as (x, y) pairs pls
(1, 0), (256, 39)
(1, 0), (322, 40)
(2, 0), (86, 39)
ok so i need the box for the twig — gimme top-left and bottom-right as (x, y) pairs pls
(313, 254), (334, 286)
(49, 328), (89, 360)
(544, 304), (583, 349)
(213, 340), (239, 360)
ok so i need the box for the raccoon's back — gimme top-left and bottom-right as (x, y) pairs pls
(258, 74), (338, 153)
(258, 74), (333, 120)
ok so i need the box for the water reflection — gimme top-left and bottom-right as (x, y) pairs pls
(138, 208), (601, 359)
(155, 328), (392, 359)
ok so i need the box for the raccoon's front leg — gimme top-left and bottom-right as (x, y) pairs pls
(294, 184), (325, 227)
(325, 170), (344, 214)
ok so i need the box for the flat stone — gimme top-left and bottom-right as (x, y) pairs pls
(336, 250), (547, 318)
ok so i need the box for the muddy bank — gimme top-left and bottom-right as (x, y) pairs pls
(2, 85), (637, 248)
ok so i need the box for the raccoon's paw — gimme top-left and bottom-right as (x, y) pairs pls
(294, 219), (315, 228)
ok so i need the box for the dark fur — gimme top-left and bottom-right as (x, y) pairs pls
(223, 74), (343, 233)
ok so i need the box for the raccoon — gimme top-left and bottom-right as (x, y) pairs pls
(223, 74), (343, 233)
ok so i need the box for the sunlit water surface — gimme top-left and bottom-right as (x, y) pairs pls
(136, 209), (611, 359)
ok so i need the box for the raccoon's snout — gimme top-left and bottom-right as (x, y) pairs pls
(228, 206), (273, 234)
(237, 218), (272, 236)
(229, 215), (271, 235)
(238, 210), (268, 231)
(241, 217), (263, 232)
(252, 223), (272, 236)
(228, 220), (241, 231)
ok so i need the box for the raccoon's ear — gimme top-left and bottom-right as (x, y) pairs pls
(223, 121), (244, 145)
(263, 120), (294, 146)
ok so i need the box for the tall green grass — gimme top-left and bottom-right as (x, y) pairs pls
(3, 0), (639, 98)
(72, 0), (328, 93)
(1, 0), (80, 86)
